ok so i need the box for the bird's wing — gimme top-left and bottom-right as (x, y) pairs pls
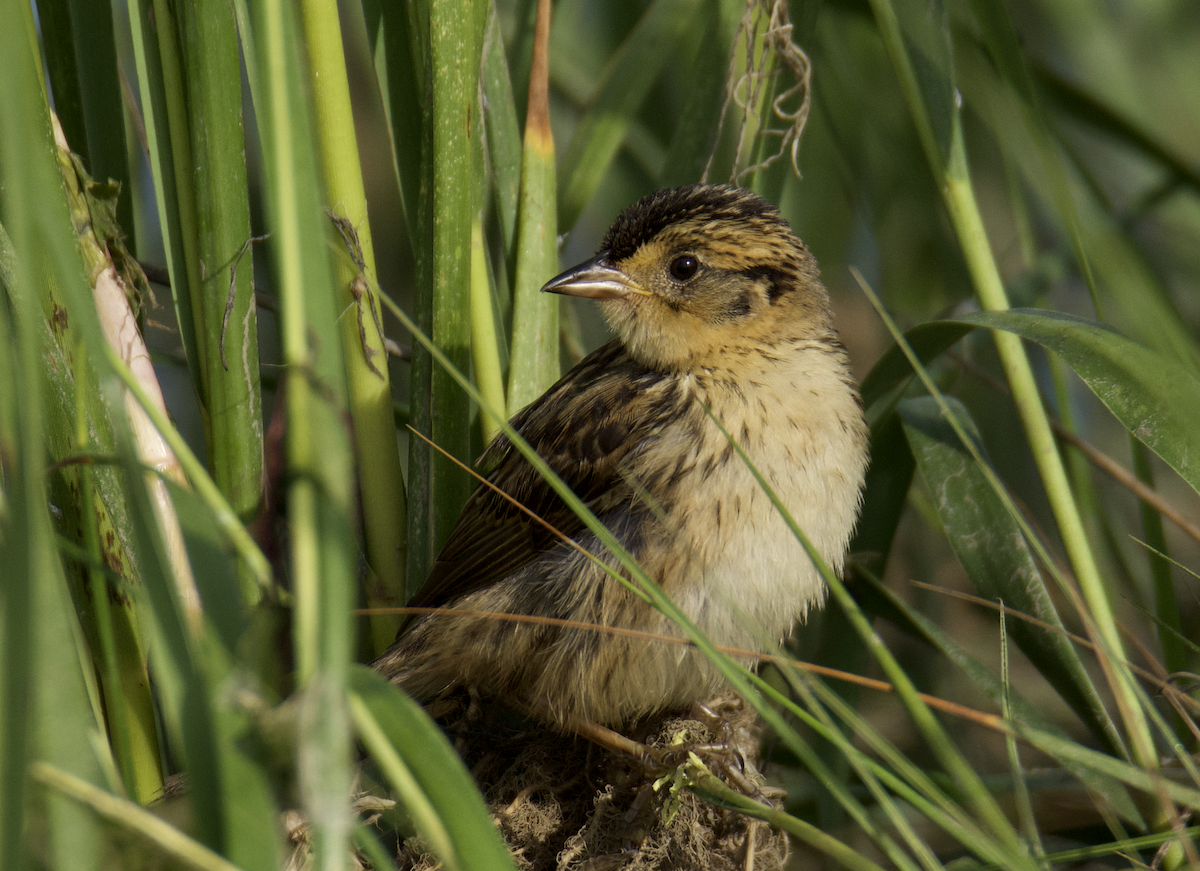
(405, 339), (679, 611)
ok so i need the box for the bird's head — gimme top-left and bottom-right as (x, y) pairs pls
(542, 185), (832, 372)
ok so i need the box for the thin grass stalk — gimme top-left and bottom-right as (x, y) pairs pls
(138, 0), (208, 402)
(777, 673), (1027, 866)
(1131, 441), (1185, 677)
(944, 159), (1160, 772)
(865, 0), (1157, 775)
(781, 674), (943, 871)
(30, 763), (244, 871)
(248, 2), (357, 866)
(75, 343), (163, 804)
(506, 0), (559, 412)
(1001, 609), (1049, 867)
(299, 0), (408, 652)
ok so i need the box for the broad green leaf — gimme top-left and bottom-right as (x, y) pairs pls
(863, 309), (1200, 498)
(954, 309), (1200, 497)
(407, 0), (485, 586)
(899, 395), (1125, 757)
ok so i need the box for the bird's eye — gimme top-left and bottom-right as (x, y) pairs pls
(669, 255), (699, 281)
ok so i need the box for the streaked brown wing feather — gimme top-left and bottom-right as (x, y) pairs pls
(405, 339), (677, 611)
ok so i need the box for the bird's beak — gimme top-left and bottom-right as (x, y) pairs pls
(540, 252), (651, 300)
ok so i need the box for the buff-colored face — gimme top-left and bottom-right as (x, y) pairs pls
(542, 186), (831, 372)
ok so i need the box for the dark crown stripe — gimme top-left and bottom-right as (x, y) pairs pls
(601, 184), (785, 261)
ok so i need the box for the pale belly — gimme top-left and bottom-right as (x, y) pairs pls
(560, 355), (868, 721)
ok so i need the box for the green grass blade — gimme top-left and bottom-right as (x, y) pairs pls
(246, 2), (358, 866)
(661, 0), (741, 186)
(507, 0), (559, 412)
(471, 220), (507, 440)
(858, 570), (1144, 828)
(30, 763), (244, 871)
(689, 769), (891, 871)
(37, 0), (87, 160)
(555, 0), (704, 232)
(68, 0), (134, 243)
(349, 667), (518, 871)
(370, 0), (426, 243)
(481, 0), (522, 261)
(1016, 723), (1200, 813)
(124, 0), (206, 401)
(177, 0), (264, 526)
(407, 0), (484, 580)
(1000, 612), (1049, 867)
(1131, 443), (1186, 676)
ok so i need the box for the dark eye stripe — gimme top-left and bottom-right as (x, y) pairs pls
(721, 291), (753, 321)
(740, 265), (791, 302)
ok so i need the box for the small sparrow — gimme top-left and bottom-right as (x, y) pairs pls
(375, 184), (869, 729)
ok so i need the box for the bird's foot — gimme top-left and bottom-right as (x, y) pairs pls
(568, 708), (776, 802)
(648, 734), (778, 804)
